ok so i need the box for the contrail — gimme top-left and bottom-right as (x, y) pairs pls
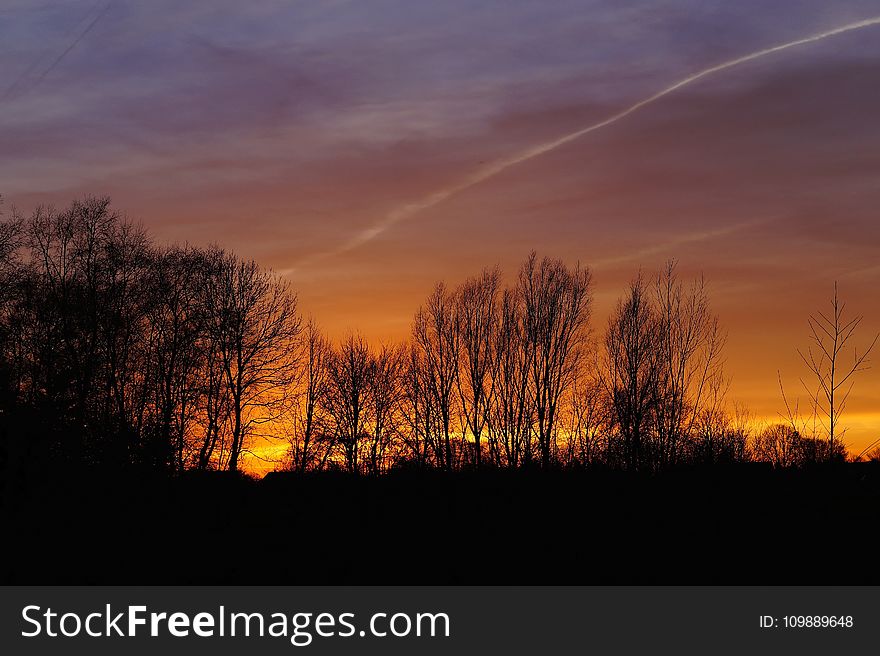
(1, 1), (114, 103)
(291, 15), (880, 271)
(590, 217), (772, 269)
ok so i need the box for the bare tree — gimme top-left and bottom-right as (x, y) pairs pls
(653, 261), (726, 467)
(398, 342), (434, 468)
(18, 197), (153, 463)
(367, 342), (404, 474)
(0, 199), (23, 407)
(287, 318), (332, 473)
(413, 283), (460, 470)
(0, 197), (21, 277)
(519, 252), (593, 468)
(203, 249), (301, 472)
(454, 267), (500, 467)
(96, 216), (153, 462)
(753, 423), (801, 468)
(195, 317), (232, 470)
(564, 363), (607, 467)
(145, 245), (208, 470)
(486, 288), (532, 468)
(602, 272), (660, 470)
(24, 201), (106, 451)
(325, 333), (372, 473)
(796, 283), (878, 461)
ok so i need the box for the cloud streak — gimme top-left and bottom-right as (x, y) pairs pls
(1, 0), (114, 103)
(590, 217), (774, 269)
(293, 15), (880, 270)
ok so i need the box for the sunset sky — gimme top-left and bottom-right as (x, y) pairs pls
(2, 0), (879, 457)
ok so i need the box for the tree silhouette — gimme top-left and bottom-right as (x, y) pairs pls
(325, 333), (372, 473)
(652, 261), (726, 467)
(202, 248), (301, 471)
(602, 272), (661, 471)
(413, 283), (460, 471)
(146, 246), (209, 470)
(486, 287), (532, 468)
(287, 318), (333, 473)
(0, 197), (22, 412)
(367, 342), (404, 475)
(519, 252), (592, 468)
(398, 342), (434, 469)
(454, 267), (499, 467)
(796, 283), (878, 461)
(1, 195), (876, 477)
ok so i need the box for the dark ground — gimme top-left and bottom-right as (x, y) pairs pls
(3, 461), (879, 584)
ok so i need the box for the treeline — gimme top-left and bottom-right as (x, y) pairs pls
(0, 197), (299, 471)
(0, 197), (852, 475)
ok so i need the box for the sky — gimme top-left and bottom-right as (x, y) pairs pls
(2, 0), (880, 456)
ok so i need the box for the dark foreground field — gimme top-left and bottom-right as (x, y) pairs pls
(3, 463), (879, 584)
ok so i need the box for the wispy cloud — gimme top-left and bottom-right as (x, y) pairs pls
(591, 218), (773, 269)
(291, 15), (880, 271)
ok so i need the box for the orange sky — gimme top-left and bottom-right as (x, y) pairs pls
(2, 1), (879, 463)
